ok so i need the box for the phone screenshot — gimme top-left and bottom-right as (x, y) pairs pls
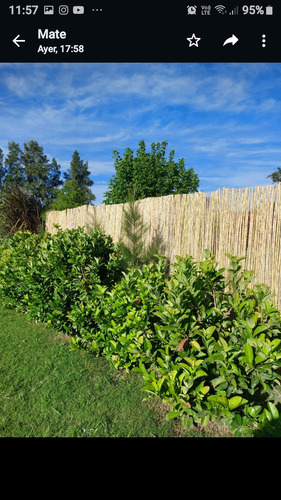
(1, 3), (281, 439)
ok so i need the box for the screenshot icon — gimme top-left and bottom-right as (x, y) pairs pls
(44, 6), (54, 15)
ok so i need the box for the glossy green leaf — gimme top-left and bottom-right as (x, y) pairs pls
(254, 354), (265, 365)
(200, 385), (210, 395)
(157, 357), (165, 367)
(208, 394), (228, 408)
(166, 411), (182, 421)
(271, 339), (281, 351)
(263, 408), (272, 422)
(205, 325), (216, 337)
(262, 342), (271, 356)
(200, 415), (210, 426)
(228, 396), (247, 410)
(154, 323), (165, 339)
(267, 402), (279, 420)
(190, 340), (201, 351)
(254, 325), (267, 336)
(244, 343), (254, 366)
(168, 382), (176, 395)
(246, 317), (256, 329)
(218, 336), (229, 351)
(203, 249), (212, 259)
(211, 376), (226, 388)
(143, 338), (152, 352)
(247, 405), (262, 418)
(141, 384), (156, 393)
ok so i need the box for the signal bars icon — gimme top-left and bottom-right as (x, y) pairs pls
(215, 5), (240, 15)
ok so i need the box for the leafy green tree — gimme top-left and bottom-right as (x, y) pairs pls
(103, 148), (134, 205)
(20, 140), (62, 210)
(131, 140), (152, 199)
(267, 168), (281, 184)
(103, 140), (199, 204)
(4, 141), (25, 187)
(45, 157), (63, 207)
(50, 150), (95, 210)
(174, 158), (201, 195)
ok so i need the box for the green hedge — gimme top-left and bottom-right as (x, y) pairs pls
(0, 227), (124, 334)
(1, 229), (281, 435)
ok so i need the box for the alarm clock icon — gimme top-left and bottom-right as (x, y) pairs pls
(187, 5), (197, 15)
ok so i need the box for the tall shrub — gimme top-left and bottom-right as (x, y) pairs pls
(119, 185), (165, 270)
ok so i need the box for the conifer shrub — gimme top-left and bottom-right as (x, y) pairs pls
(118, 184), (165, 270)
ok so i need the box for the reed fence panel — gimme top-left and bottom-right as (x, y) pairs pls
(45, 184), (281, 308)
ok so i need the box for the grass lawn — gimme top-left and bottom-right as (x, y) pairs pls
(1, 306), (207, 438)
(3, 307), (281, 438)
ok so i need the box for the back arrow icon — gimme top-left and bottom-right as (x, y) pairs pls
(13, 34), (26, 47)
(223, 34), (239, 46)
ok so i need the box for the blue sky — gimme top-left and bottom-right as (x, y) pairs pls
(0, 62), (281, 205)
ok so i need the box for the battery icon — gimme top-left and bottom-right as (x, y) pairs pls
(266, 5), (273, 15)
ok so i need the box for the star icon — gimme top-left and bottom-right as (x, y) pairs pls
(186, 33), (201, 47)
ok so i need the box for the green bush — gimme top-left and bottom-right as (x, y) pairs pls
(0, 230), (43, 307)
(0, 227), (124, 334)
(69, 250), (281, 435)
(1, 229), (281, 435)
(134, 252), (281, 434)
(69, 257), (169, 369)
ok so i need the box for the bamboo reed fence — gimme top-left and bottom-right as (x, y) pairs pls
(45, 184), (281, 309)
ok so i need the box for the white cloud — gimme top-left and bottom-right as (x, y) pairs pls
(88, 160), (115, 176)
(193, 139), (230, 154)
(1, 62), (281, 198)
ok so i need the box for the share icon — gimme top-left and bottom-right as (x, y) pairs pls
(223, 34), (239, 46)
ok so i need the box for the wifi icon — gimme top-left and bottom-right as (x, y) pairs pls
(215, 5), (227, 14)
